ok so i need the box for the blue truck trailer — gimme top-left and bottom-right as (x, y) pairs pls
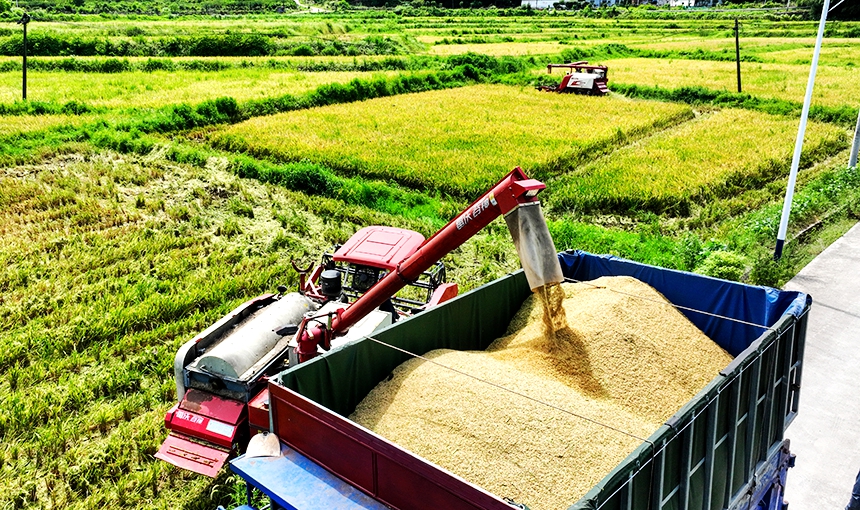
(228, 250), (811, 510)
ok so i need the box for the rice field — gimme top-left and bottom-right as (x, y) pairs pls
(0, 114), (88, 136)
(212, 84), (694, 196)
(606, 57), (860, 108)
(2, 10), (860, 510)
(0, 70), (404, 108)
(629, 36), (860, 65)
(425, 41), (575, 56)
(549, 108), (848, 214)
(763, 42), (860, 65)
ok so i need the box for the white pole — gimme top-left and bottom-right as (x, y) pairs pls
(774, 0), (830, 260)
(850, 108), (860, 169)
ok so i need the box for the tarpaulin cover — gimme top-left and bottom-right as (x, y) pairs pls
(558, 250), (809, 356)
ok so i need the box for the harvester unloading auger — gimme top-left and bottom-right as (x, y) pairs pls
(156, 167), (563, 477)
(537, 61), (609, 96)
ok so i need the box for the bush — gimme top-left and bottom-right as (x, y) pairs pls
(750, 255), (786, 288)
(694, 250), (748, 282)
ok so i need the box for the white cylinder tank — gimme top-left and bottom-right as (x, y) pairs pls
(196, 293), (317, 379)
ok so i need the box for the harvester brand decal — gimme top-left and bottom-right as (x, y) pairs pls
(176, 410), (204, 425)
(456, 193), (498, 230)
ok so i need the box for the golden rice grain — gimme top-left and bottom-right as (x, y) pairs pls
(350, 276), (732, 509)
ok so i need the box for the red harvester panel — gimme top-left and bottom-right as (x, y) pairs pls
(333, 226), (425, 270)
(156, 432), (231, 478)
(164, 389), (245, 449)
(248, 388), (270, 431)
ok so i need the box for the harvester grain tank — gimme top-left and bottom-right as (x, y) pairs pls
(229, 251), (810, 510)
(537, 61), (609, 95)
(156, 167), (562, 477)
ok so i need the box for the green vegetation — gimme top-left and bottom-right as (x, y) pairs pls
(1, 10), (859, 510)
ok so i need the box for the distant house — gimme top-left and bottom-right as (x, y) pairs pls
(655, 0), (716, 5)
(520, 0), (556, 8)
(520, 0), (714, 7)
(521, 0), (617, 7)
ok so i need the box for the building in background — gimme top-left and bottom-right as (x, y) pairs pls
(521, 0), (718, 8)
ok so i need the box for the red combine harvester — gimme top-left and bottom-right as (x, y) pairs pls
(537, 61), (609, 95)
(156, 167), (563, 477)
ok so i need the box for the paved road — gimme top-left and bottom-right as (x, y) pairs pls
(783, 221), (860, 510)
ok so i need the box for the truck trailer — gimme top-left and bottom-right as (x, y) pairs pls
(228, 250), (810, 510)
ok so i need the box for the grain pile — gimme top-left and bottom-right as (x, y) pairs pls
(350, 276), (732, 510)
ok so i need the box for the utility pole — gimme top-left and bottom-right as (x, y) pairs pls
(850, 108), (860, 169)
(774, 0), (830, 261)
(735, 19), (742, 93)
(16, 12), (30, 100)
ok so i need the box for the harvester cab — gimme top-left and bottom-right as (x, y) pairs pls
(537, 61), (609, 96)
(156, 167), (562, 478)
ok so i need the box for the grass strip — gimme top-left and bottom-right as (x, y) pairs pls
(0, 55), (439, 74)
(0, 33), (412, 58)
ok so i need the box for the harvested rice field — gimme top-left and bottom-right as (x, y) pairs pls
(351, 277), (733, 509)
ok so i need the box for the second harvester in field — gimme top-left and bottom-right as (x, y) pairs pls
(538, 61), (609, 96)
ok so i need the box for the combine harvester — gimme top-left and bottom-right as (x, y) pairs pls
(162, 168), (811, 510)
(157, 167), (560, 476)
(537, 61), (609, 95)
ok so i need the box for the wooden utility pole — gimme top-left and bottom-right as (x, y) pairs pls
(17, 12), (30, 100)
(735, 19), (742, 93)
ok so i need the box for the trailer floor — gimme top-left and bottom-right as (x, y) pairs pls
(783, 221), (860, 510)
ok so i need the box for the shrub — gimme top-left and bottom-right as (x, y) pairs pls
(694, 251), (748, 282)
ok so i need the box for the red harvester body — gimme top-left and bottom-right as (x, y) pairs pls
(537, 61), (609, 95)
